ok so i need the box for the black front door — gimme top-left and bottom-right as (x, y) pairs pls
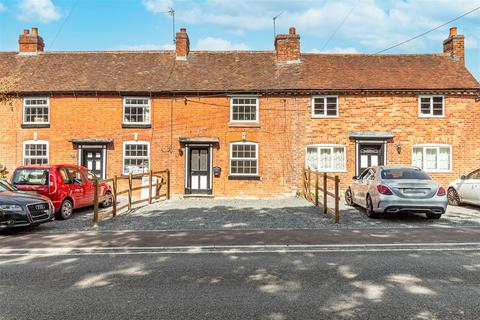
(357, 143), (385, 175)
(187, 147), (211, 194)
(81, 149), (103, 178)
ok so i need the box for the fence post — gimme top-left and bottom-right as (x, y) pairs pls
(335, 175), (340, 224)
(314, 171), (319, 206)
(148, 169), (153, 204)
(128, 172), (133, 210)
(166, 169), (170, 199)
(323, 173), (327, 214)
(307, 168), (311, 200)
(93, 177), (99, 224)
(112, 175), (117, 217)
(301, 168), (306, 197)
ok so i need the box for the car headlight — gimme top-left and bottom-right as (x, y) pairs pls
(0, 204), (24, 212)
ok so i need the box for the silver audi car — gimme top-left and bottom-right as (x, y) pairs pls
(345, 166), (448, 219)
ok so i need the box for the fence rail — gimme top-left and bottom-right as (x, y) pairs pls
(302, 168), (340, 223)
(92, 169), (170, 224)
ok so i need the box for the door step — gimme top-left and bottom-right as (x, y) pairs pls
(183, 194), (215, 199)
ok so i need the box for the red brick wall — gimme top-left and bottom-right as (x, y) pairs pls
(0, 93), (478, 197)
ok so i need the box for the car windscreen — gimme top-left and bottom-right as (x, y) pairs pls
(381, 168), (431, 180)
(0, 180), (14, 192)
(12, 169), (49, 185)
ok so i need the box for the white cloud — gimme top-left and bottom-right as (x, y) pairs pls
(195, 37), (249, 51)
(0, 2), (6, 12)
(142, 0), (172, 14)
(18, 0), (60, 23)
(117, 43), (175, 51)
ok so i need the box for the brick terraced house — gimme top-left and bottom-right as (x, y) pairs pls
(0, 26), (478, 197)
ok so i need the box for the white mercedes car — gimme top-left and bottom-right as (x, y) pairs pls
(447, 169), (480, 206)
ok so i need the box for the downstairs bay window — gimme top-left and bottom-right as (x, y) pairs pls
(306, 145), (346, 172)
(412, 145), (452, 172)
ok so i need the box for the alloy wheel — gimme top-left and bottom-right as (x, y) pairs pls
(447, 188), (460, 206)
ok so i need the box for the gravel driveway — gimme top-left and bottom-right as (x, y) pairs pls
(27, 196), (480, 233)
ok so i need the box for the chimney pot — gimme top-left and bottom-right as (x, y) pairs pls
(23, 29), (30, 35)
(180, 28), (186, 33)
(443, 26), (464, 64)
(32, 27), (38, 36)
(289, 27), (296, 35)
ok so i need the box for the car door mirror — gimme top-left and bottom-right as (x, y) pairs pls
(460, 175), (466, 180)
(352, 176), (358, 180)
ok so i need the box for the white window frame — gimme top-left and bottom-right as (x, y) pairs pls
(418, 95), (445, 118)
(412, 144), (452, 173)
(122, 141), (151, 175)
(230, 96), (259, 123)
(311, 96), (339, 118)
(305, 144), (346, 173)
(122, 97), (151, 125)
(22, 97), (50, 124)
(229, 141), (259, 176)
(22, 140), (49, 165)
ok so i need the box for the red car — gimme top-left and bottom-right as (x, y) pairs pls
(11, 165), (112, 219)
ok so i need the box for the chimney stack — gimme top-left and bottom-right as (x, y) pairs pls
(18, 27), (45, 54)
(443, 27), (464, 64)
(176, 28), (189, 60)
(275, 27), (301, 64)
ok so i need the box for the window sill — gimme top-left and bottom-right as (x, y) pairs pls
(228, 175), (261, 180)
(21, 123), (50, 129)
(228, 122), (260, 128)
(311, 115), (339, 119)
(122, 123), (152, 129)
(418, 115), (445, 119)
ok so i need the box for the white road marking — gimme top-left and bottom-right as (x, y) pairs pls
(0, 243), (480, 256)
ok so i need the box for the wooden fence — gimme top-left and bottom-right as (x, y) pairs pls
(92, 169), (170, 224)
(302, 168), (340, 223)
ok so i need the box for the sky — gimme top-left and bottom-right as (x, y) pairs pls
(0, 0), (479, 80)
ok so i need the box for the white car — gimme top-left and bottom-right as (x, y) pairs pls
(448, 169), (480, 206)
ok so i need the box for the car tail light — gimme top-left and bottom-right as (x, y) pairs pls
(437, 186), (446, 196)
(49, 174), (56, 195)
(377, 185), (393, 195)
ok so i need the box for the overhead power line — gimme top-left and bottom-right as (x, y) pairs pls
(321, 0), (358, 52)
(375, 5), (480, 54)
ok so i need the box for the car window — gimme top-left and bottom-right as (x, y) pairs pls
(12, 169), (49, 185)
(58, 168), (70, 183)
(467, 169), (480, 180)
(381, 168), (431, 180)
(66, 167), (86, 184)
(365, 170), (376, 181)
(358, 169), (370, 180)
(83, 170), (97, 181)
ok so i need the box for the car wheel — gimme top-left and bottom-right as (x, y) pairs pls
(57, 199), (73, 220)
(345, 188), (354, 206)
(447, 188), (461, 206)
(101, 191), (113, 208)
(366, 195), (377, 218)
(426, 212), (442, 219)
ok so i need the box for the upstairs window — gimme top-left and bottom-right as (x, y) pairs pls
(312, 96), (338, 118)
(123, 141), (150, 174)
(412, 145), (451, 172)
(306, 145), (346, 172)
(123, 97), (151, 124)
(23, 97), (49, 124)
(23, 140), (49, 165)
(419, 96), (444, 117)
(230, 97), (259, 122)
(230, 142), (258, 176)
